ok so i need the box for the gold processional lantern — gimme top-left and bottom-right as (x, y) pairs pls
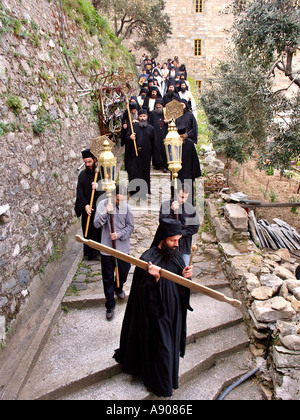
(164, 120), (182, 190)
(164, 100), (184, 191)
(98, 138), (117, 203)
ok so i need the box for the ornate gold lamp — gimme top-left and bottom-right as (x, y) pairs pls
(98, 137), (120, 288)
(164, 120), (182, 190)
(164, 100), (184, 191)
(98, 138), (117, 201)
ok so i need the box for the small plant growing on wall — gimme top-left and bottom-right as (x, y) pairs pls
(6, 95), (23, 116)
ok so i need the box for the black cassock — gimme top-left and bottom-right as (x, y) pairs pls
(178, 138), (201, 184)
(125, 123), (162, 195)
(176, 110), (198, 144)
(74, 169), (103, 259)
(148, 111), (168, 169)
(114, 246), (192, 397)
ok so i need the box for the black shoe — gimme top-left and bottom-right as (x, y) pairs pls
(106, 309), (114, 320)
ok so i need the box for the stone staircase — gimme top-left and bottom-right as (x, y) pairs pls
(17, 266), (262, 400)
(1, 171), (264, 400)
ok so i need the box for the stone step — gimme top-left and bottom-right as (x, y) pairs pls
(59, 350), (263, 401)
(59, 324), (249, 400)
(19, 289), (245, 400)
(62, 272), (229, 310)
(170, 350), (263, 400)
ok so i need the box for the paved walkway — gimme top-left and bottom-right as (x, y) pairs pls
(65, 170), (212, 308)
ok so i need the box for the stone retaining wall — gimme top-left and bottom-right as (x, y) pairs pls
(201, 149), (300, 400)
(0, 0), (134, 339)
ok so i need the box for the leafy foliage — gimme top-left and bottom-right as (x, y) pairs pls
(202, 52), (273, 164)
(6, 95), (23, 116)
(230, 0), (300, 84)
(258, 94), (300, 173)
(92, 0), (172, 57)
(202, 0), (300, 171)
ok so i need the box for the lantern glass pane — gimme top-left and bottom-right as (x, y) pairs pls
(174, 145), (179, 160)
(100, 166), (105, 180)
(168, 144), (172, 161)
(106, 166), (111, 179)
(179, 145), (182, 160)
(112, 166), (115, 181)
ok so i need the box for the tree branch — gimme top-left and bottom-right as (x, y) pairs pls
(122, 20), (147, 40)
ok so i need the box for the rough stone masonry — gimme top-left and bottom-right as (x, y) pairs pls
(201, 152), (300, 400)
(0, 0), (134, 337)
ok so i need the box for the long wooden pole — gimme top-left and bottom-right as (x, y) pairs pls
(108, 198), (120, 289)
(126, 100), (138, 156)
(84, 168), (99, 238)
(75, 235), (241, 309)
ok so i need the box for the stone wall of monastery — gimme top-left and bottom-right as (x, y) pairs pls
(156, 0), (234, 90)
(0, 0), (135, 336)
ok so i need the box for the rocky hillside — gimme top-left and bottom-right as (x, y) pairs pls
(0, 0), (136, 334)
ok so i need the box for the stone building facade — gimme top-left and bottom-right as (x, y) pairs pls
(156, 0), (234, 93)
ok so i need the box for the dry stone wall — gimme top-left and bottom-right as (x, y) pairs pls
(203, 167), (300, 399)
(0, 0), (134, 336)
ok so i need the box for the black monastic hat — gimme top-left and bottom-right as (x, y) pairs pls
(152, 219), (182, 246)
(177, 125), (187, 135)
(81, 148), (95, 159)
(138, 109), (148, 115)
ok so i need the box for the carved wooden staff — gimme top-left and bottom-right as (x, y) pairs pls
(84, 165), (99, 238)
(189, 245), (197, 266)
(125, 97), (138, 157)
(75, 235), (242, 309)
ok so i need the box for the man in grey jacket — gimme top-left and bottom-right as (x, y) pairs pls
(94, 185), (134, 320)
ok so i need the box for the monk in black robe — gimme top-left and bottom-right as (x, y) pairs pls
(160, 183), (200, 267)
(143, 86), (162, 114)
(162, 81), (180, 106)
(114, 219), (193, 397)
(74, 149), (104, 260)
(148, 98), (168, 171)
(174, 125), (201, 204)
(176, 99), (198, 144)
(120, 102), (139, 147)
(125, 109), (162, 198)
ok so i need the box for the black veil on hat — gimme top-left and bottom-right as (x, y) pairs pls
(129, 102), (139, 110)
(152, 218), (182, 247)
(179, 98), (191, 111)
(81, 148), (95, 159)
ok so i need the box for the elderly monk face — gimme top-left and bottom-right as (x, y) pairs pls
(155, 103), (163, 114)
